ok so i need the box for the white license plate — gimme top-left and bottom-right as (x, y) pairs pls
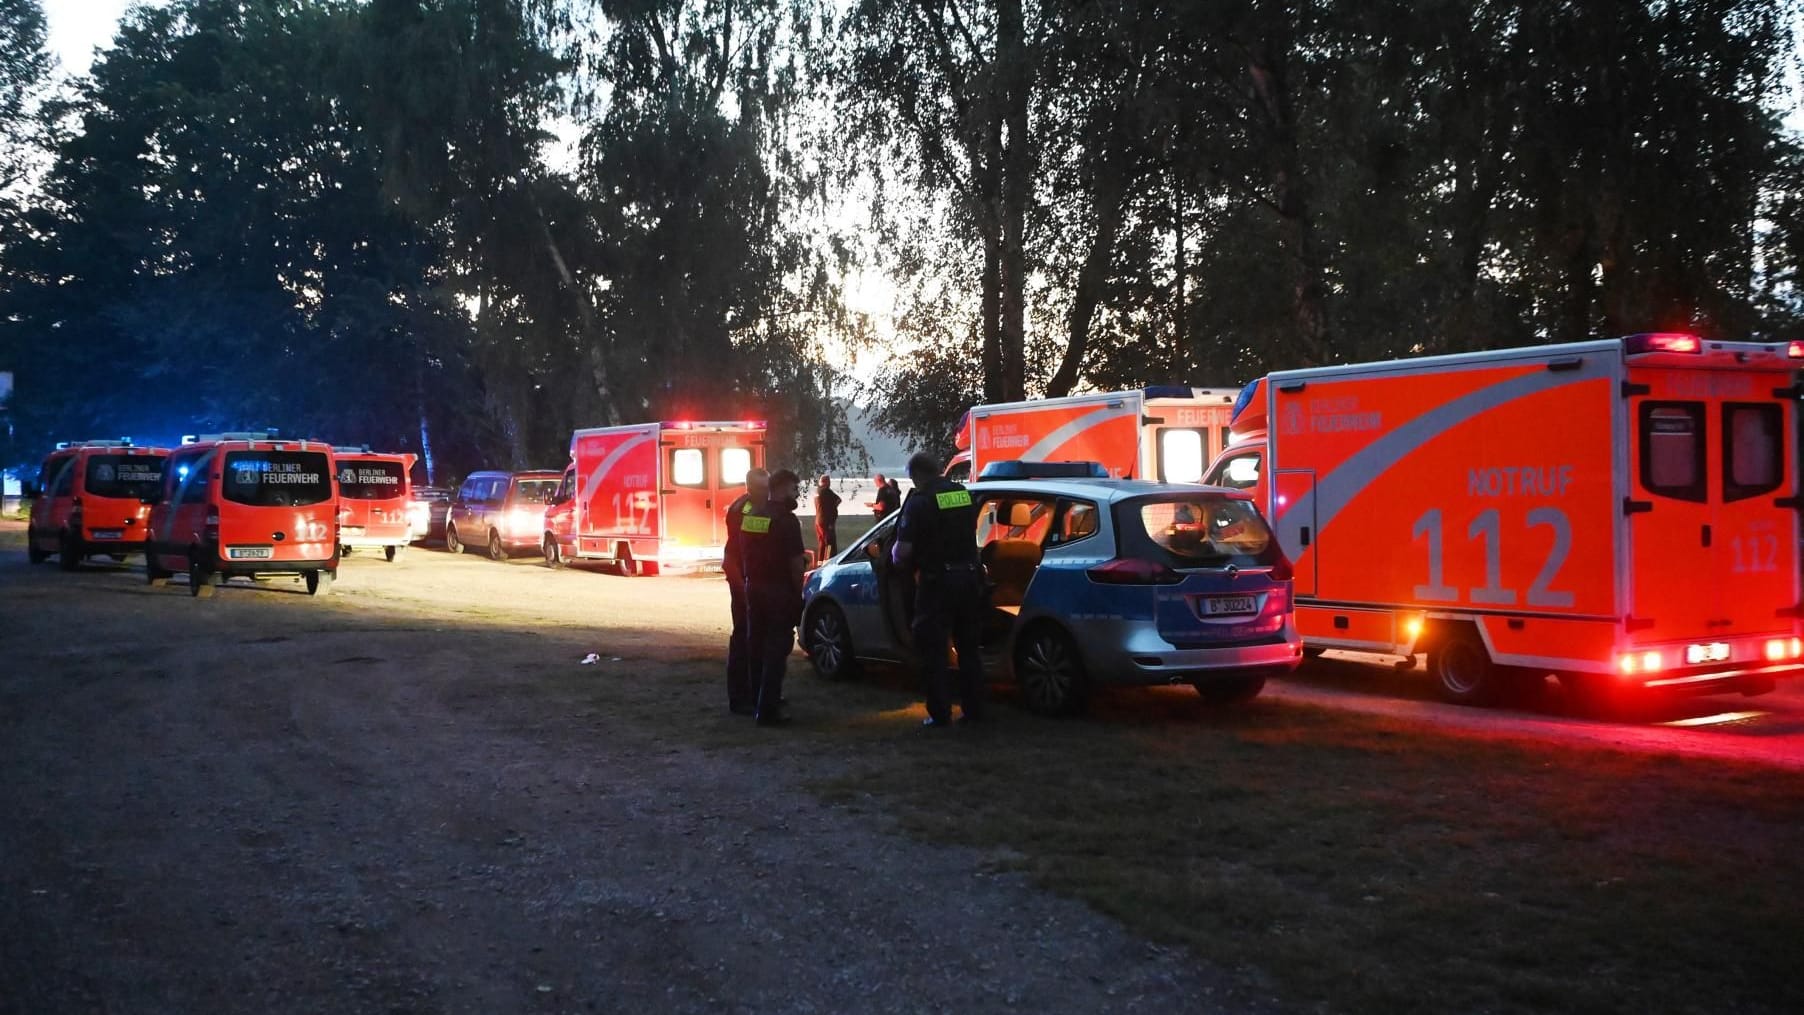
(1686, 642), (1731, 665)
(1203, 595), (1258, 616)
(227, 546), (274, 560)
(89, 530), (123, 540)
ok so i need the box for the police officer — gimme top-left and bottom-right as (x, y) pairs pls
(891, 451), (987, 727)
(723, 467), (770, 716)
(744, 469), (808, 727)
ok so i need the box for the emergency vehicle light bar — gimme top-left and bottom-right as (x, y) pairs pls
(182, 429), (282, 444)
(1624, 333), (1702, 355)
(53, 438), (135, 449)
(978, 460), (1109, 481)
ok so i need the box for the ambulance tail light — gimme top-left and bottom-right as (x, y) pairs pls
(1087, 558), (1183, 585)
(1626, 333), (1701, 355)
(1763, 638), (1803, 662)
(1618, 650), (1664, 676)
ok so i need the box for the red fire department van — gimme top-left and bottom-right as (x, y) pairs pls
(1204, 334), (1804, 705)
(945, 387), (1240, 483)
(25, 439), (170, 570)
(146, 431), (340, 597)
(333, 447), (417, 561)
(543, 420), (767, 575)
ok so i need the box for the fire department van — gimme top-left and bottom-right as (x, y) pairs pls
(543, 420), (767, 575)
(146, 431), (339, 597)
(25, 439), (170, 569)
(945, 387), (1240, 483)
(334, 447), (417, 561)
(1204, 333), (1804, 705)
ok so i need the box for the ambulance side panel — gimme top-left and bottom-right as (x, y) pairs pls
(971, 393), (1144, 478)
(570, 424), (663, 559)
(1268, 350), (1621, 668)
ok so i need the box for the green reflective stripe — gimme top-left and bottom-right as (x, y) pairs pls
(742, 515), (772, 535)
(935, 489), (972, 510)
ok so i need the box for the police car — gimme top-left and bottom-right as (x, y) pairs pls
(799, 461), (1303, 714)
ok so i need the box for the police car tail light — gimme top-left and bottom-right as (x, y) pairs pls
(1087, 558), (1183, 585)
(1268, 551), (1295, 583)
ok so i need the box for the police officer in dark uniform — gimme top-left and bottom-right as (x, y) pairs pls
(723, 467), (770, 715)
(744, 469), (808, 727)
(891, 452), (987, 727)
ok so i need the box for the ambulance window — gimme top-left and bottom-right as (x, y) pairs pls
(1159, 429), (1206, 483)
(1639, 403), (1705, 502)
(176, 453), (213, 504)
(85, 455), (164, 500)
(720, 447), (752, 486)
(1206, 452), (1261, 491)
(671, 448), (706, 487)
(50, 459), (75, 497)
(222, 450), (331, 507)
(1723, 403), (1783, 502)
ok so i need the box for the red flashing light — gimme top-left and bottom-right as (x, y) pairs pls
(1629, 333), (1702, 355)
(1788, 341), (1804, 360)
(1087, 558), (1184, 586)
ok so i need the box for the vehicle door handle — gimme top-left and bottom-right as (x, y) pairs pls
(1299, 526), (1311, 547)
(1701, 524), (1712, 548)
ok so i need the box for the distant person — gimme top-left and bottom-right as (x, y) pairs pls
(871, 474), (901, 521)
(813, 474), (842, 561)
(745, 469), (807, 727)
(722, 467), (769, 716)
(892, 451), (986, 728)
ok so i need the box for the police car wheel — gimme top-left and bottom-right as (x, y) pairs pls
(58, 530), (80, 571)
(1016, 625), (1088, 716)
(805, 603), (857, 681)
(1428, 629), (1497, 706)
(445, 525), (463, 554)
(487, 530), (508, 561)
(1193, 675), (1265, 705)
(543, 536), (564, 569)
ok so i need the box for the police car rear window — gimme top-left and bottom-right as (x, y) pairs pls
(85, 455), (165, 499)
(222, 451), (332, 507)
(337, 460), (407, 500)
(1116, 495), (1280, 570)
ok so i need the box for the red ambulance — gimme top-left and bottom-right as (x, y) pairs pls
(333, 447), (418, 561)
(945, 387), (1240, 483)
(26, 439), (170, 569)
(1205, 334), (1803, 705)
(146, 431), (340, 597)
(543, 420), (767, 575)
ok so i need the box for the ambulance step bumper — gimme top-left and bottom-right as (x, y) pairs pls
(1641, 662), (1799, 694)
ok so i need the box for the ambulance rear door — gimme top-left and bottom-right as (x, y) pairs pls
(570, 424), (660, 552)
(708, 427), (764, 546)
(1625, 354), (1798, 644)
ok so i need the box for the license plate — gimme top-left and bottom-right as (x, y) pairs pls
(1203, 595), (1258, 616)
(89, 530), (123, 540)
(1686, 642), (1731, 665)
(227, 546), (274, 560)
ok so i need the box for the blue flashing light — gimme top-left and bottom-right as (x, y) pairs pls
(1230, 380), (1260, 422)
(978, 460), (1108, 481)
(176, 464), (191, 479)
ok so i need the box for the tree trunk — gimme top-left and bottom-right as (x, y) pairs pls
(1248, 36), (1331, 367)
(997, 0), (1030, 402)
(1171, 170), (1188, 379)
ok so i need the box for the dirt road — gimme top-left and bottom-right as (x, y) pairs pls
(0, 537), (1260, 1015)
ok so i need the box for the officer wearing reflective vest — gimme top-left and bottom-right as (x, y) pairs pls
(743, 468), (807, 726)
(722, 467), (769, 716)
(892, 451), (987, 727)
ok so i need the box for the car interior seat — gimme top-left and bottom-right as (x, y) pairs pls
(983, 502), (1045, 614)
